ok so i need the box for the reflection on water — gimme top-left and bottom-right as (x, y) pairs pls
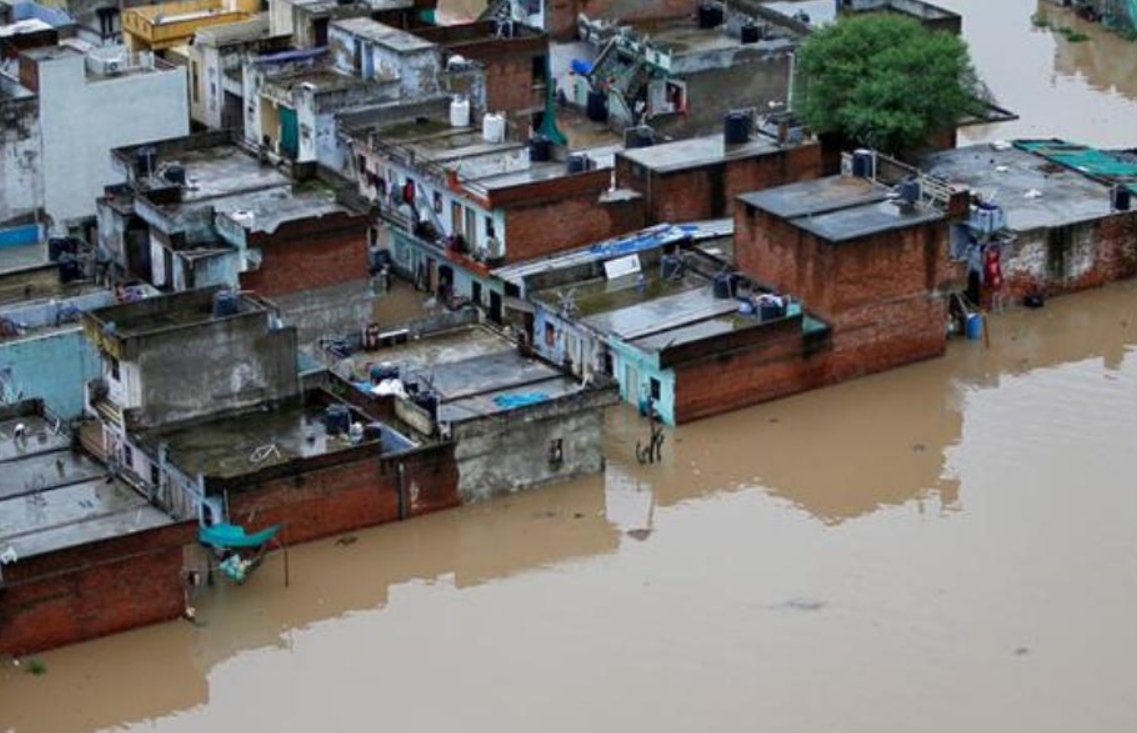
(941, 0), (1137, 147)
(4, 282), (1137, 733)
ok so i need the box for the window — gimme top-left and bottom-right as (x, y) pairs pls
(485, 215), (495, 238)
(465, 208), (478, 249)
(191, 62), (200, 104)
(110, 356), (120, 381)
(548, 438), (564, 466)
(123, 444), (133, 469)
(650, 377), (662, 401)
(150, 463), (161, 486)
(544, 322), (555, 347)
(531, 54), (547, 84)
(433, 191), (443, 213)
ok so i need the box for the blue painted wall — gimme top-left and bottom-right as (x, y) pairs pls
(608, 337), (677, 426)
(0, 328), (102, 419)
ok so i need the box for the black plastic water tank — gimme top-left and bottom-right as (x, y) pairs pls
(697, 2), (724, 29)
(851, 149), (875, 178)
(713, 273), (735, 299)
(164, 164), (186, 186)
(325, 404), (352, 436)
(212, 289), (240, 318)
(1112, 185), (1132, 212)
(724, 111), (751, 145)
(567, 153), (590, 174)
(529, 134), (551, 162)
(741, 22), (761, 44)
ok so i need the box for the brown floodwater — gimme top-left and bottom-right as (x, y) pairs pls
(943, 0), (1137, 147)
(4, 3), (1137, 731)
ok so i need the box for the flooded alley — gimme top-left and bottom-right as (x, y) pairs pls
(3, 1), (1137, 732)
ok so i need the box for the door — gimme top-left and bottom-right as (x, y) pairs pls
(471, 280), (483, 307)
(489, 291), (503, 325)
(222, 92), (243, 132)
(279, 106), (299, 160)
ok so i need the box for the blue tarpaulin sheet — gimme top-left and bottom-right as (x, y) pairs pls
(493, 392), (549, 409)
(199, 523), (280, 549)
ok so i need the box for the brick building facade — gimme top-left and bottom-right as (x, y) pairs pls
(615, 134), (822, 225)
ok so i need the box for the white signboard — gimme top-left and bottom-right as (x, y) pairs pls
(604, 254), (641, 280)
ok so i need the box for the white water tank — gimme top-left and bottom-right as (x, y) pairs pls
(482, 112), (505, 143)
(450, 96), (471, 128)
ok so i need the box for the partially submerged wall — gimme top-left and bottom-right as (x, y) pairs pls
(0, 522), (194, 655)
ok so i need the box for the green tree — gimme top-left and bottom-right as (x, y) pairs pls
(794, 14), (985, 155)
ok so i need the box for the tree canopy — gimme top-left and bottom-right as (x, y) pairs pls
(794, 14), (984, 155)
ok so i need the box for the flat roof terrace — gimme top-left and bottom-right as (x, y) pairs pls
(631, 16), (799, 56)
(148, 144), (291, 204)
(922, 144), (1115, 231)
(0, 415), (174, 561)
(358, 326), (582, 422)
(138, 400), (414, 480)
(618, 132), (804, 174)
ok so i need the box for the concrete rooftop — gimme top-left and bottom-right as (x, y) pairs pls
(359, 326), (582, 422)
(922, 145), (1115, 231)
(618, 133), (801, 174)
(152, 145), (291, 204)
(138, 401), (406, 480)
(215, 187), (350, 235)
(0, 415), (174, 561)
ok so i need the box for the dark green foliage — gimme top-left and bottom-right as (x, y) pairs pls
(795, 15), (985, 154)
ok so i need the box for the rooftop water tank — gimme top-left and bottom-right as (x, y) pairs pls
(529, 134), (551, 162)
(325, 403), (351, 436)
(851, 149), (875, 178)
(896, 179), (921, 207)
(567, 152), (591, 174)
(697, 2), (724, 29)
(482, 112), (506, 143)
(212, 289), (240, 318)
(1112, 185), (1132, 212)
(741, 22), (761, 44)
(724, 111), (751, 145)
(450, 96), (470, 128)
(164, 163), (186, 186)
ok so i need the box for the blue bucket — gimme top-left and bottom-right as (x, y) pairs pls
(966, 313), (984, 341)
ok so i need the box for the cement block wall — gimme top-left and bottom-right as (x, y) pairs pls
(450, 391), (615, 503)
(129, 313), (299, 429)
(0, 327), (103, 419)
(0, 91), (42, 229)
(34, 49), (189, 226)
(615, 143), (823, 224)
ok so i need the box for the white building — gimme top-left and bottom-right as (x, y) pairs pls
(11, 42), (188, 229)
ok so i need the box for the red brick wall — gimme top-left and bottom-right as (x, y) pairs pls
(239, 212), (370, 298)
(0, 523), (194, 655)
(672, 319), (824, 424)
(503, 191), (645, 263)
(484, 57), (541, 114)
(226, 446), (459, 547)
(616, 143), (823, 224)
(671, 201), (959, 424)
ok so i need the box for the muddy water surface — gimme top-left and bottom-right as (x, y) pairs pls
(4, 284), (1137, 732)
(942, 0), (1137, 147)
(5, 3), (1137, 731)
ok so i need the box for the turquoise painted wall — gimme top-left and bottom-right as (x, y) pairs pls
(608, 337), (677, 426)
(0, 328), (102, 419)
